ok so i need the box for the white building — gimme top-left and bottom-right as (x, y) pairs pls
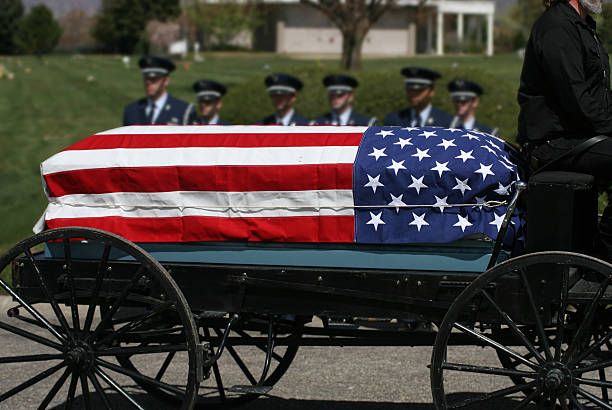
(250, 0), (496, 56)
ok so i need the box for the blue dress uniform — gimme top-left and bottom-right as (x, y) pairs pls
(448, 79), (498, 136)
(192, 79), (230, 125)
(312, 74), (376, 126)
(123, 56), (196, 126)
(384, 67), (453, 128)
(256, 73), (310, 126)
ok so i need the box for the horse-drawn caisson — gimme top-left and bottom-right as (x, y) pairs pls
(1, 125), (610, 409)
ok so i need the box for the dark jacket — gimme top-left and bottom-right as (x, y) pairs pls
(123, 94), (197, 126)
(384, 106), (454, 128)
(311, 111), (376, 126)
(517, 0), (612, 144)
(255, 111), (310, 126)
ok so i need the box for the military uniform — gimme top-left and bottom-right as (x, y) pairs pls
(123, 56), (196, 126)
(256, 73), (310, 125)
(312, 74), (376, 126)
(384, 67), (453, 128)
(448, 79), (498, 136)
(193, 79), (230, 125)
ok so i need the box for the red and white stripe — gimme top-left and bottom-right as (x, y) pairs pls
(39, 125), (366, 242)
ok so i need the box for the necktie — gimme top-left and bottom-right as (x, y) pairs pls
(147, 103), (155, 125)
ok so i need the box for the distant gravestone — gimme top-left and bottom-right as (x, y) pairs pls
(169, 39), (187, 59)
(122, 56), (130, 68)
(194, 42), (204, 62)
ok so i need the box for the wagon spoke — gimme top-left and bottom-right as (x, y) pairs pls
(0, 361), (66, 402)
(87, 371), (112, 410)
(236, 329), (285, 362)
(564, 277), (611, 363)
(0, 353), (63, 364)
(568, 391), (586, 410)
(65, 371), (79, 409)
(204, 327), (226, 400)
(514, 389), (541, 409)
(574, 358), (612, 374)
(519, 269), (553, 362)
(155, 351), (176, 380)
(62, 238), (80, 336)
(575, 385), (612, 409)
(554, 266), (570, 361)
(37, 367), (71, 410)
(25, 249), (74, 344)
(0, 277), (66, 344)
(480, 289), (546, 364)
(83, 243), (112, 334)
(575, 376), (612, 389)
(96, 358), (187, 396)
(454, 323), (539, 370)
(95, 344), (187, 356)
(441, 362), (538, 378)
(80, 373), (92, 410)
(95, 300), (174, 347)
(215, 328), (258, 385)
(225, 342), (258, 385)
(571, 329), (612, 367)
(0, 320), (62, 351)
(95, 367), (145, 410)
(88, 266), (146, 343)
(600, 368), (610, 402)
(447, 380), (538, 409)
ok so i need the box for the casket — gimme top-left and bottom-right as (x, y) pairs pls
(37, 125), (524, 245)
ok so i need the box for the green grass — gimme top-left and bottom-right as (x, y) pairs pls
(0, 52), (524, 254)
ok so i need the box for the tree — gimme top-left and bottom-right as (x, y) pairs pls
(13, 4), (61, 55)
(506, 0), (545, 49)
(0, 0), (24, 54)
(185, 0), (263, 50)
(92, 0), (181, 54)
(300, 0), (398, 71)
(598, 4), (612, 55)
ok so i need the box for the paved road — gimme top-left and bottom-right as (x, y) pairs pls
(0, 297), (556, 409)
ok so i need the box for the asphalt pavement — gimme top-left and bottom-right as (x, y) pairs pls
(0, 296), (538, 409)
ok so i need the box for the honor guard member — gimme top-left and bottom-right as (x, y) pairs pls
(123, 56), (197, 126)
(312, 74), (376, 126)
(448, 79), (498, 135)
(193, 79), (229, 125)
(384, 67), (453, 128)
(256, 73), (310, 126)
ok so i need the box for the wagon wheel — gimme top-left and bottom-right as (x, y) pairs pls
(431, 251), (612, 409)
(116, 313), (303, 408)
(0, 227), (199, 409)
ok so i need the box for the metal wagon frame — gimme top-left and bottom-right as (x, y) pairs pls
(1, 172), (612, 409)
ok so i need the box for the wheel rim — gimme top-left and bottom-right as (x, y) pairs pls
(431, 251), (612, 409)
(0, 227), (199, 409)
(115, 314), (302, 408)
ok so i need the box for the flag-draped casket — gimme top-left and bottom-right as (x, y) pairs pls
(38, 125), (524, 245)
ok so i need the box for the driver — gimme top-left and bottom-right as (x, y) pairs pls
(518, 0), (612, 256)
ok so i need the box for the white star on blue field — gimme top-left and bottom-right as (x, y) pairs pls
(354, 127), (524, 245)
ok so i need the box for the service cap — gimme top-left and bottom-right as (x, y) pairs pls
(448, 79), (483, 101)
(193, 79), (227, 101)
(265, 73), (303, 95)
(401, 67), (441, 89)
(138, 56), (175, 78)
(323, 74), (358, 94)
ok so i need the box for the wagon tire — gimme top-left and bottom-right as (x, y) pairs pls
(0, 227), (200, 409)
(431, 251), (612, 409)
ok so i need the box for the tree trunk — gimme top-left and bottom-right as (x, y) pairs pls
(340, 20), (369, 71)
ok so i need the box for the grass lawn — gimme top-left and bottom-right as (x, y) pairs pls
(0, 52), (524, 253)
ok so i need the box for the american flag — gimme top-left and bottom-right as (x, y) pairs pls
(38, 125), (523, 245)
